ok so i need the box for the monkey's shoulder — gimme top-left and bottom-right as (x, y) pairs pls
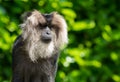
(13, 35), (25, 50)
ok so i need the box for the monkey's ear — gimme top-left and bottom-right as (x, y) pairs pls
(21, 11), (32, 22)
(19, 11), (32, 29)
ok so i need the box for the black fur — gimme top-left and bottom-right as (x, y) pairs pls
(43, 13), (53, 23)
(12, 36), (60, 82)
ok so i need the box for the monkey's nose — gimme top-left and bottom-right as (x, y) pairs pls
(41, 33), (52, 43)
(45, 27), (51, 35)
(46, 31), (51, 35)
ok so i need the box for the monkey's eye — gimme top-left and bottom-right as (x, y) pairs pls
(38, 23), (47, 29)
(49, 25), (55, 29)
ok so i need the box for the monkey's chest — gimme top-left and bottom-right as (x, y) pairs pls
(19, 58), (56, 82)
(22, 58), (55, 74)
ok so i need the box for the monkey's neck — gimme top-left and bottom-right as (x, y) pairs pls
(25, 40), (56, 62)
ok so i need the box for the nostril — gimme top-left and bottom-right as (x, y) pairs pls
(46, 31), (50, 35)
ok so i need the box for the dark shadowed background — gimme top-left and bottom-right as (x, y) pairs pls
(0, 0), (120, 82)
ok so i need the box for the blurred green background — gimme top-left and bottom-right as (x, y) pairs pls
(0, 0), (120, 82)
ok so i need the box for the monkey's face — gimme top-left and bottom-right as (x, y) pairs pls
(20, 10), (68, 61)
(39, 14), (55, 43)
(40, 26), (52, 43)
(21, 10), (67, 45)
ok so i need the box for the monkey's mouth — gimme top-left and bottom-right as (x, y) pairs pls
(41, 37), (52, 43)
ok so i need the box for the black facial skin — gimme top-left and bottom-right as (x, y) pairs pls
(41, 26), (52, 43)
(41, 13), (53, 43)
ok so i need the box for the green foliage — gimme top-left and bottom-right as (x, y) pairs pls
(0, 0), (120, 82)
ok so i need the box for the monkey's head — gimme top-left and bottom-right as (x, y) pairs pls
(20, 10), (68, 62)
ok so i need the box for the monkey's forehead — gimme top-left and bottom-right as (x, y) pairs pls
(20, 10), (68, 46)
(22, 10), (67, 29)
(42, 13), (53, 23)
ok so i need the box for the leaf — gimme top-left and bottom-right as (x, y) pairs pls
(73, 20), (95, 31)
(61, 8), (76, 19)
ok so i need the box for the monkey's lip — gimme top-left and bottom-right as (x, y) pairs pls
(41, 38), (52, 43)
